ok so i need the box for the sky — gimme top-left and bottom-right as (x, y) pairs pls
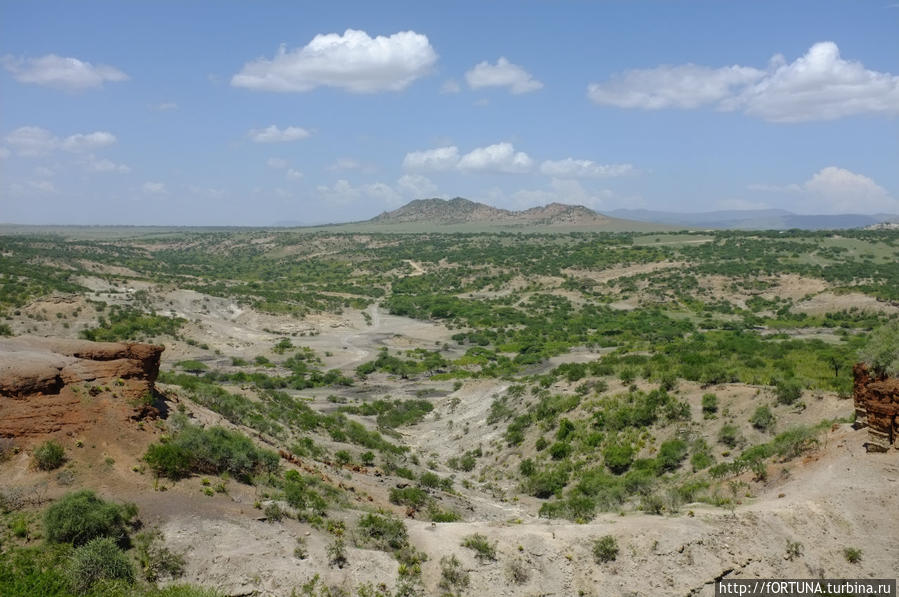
(1, 0), (897, 226)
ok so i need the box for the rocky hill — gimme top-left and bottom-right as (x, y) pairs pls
(369, 198), (613, 227)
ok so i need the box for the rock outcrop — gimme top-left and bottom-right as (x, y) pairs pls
(0, 336), (163, 438)
(853, 363), (899, 451)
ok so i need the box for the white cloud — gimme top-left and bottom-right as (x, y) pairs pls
(286, 168), (304, 180)
(86, 154), (130, 173)
(1, 54), (128, 91)
(60, 131), (116, 152)
(397, 174), (437, 198)
(231, 29), (437, 93)
(249, 125), (310, 143)
(722, 42), (899, 122)
(494, 178), (616, 210)
(316, 179), (361, 204)
(587, 42), (899, 122)
(540, 158), (635, 179)
(267, 157), (288, 169)
(458, 142), (533, 173)
(751, 166), (897, 213)
(5, 127), (116, 156)
(150, 102), (178, 111)
(588, 64), (763, 109)
(440, 79), (461, 94)
(465, 57), (543, 94)
(803, 166), (896, 213)
(364, 182), (403, 206)
(5, 126), (58, 156)
(403, 146), (460, 171)
(142, 181), (167, 195)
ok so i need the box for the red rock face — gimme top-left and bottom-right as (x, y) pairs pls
(853, 363), (899, 452)
(0, 336), (163, 439)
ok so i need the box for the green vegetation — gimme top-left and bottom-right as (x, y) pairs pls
(44, 491), (136, 547)
(461, 533), (497, 562)
(33, 440), (66, 471)
(859, 321), (899, 376)
(843, 547), (863, 563)
(69, 536), (136, 592)
(593, 535), (619, 563)
(143, 418), (278, 482)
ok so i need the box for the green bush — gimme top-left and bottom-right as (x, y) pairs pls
(774, 378), (802, 405)
(68, 537), (135, 593)
(33, 440), (65, 471)
(701, 393), (718, 418)
(144, 422), (279, 482)
(718, 424), (741, 448)
(750, 405), (776, 431)
(603, 442), (635, 474)
(656, 439), (688, 472)
(357, 513), (408, 551)
(438, 554), (469, 594)
(389, 486), (428, 508)
(44, 490), (134, 546)
(593, 535), (619, 563)
(843, 547), (862, 563)
(461, 533), (497, 562)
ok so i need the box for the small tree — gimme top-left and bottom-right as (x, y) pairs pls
(33, 440), (65, 471)
(593, 535), (619, 563)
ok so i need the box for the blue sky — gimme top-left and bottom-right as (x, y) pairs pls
(1, 0), (897, 225)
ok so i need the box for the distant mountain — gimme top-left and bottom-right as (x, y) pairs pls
(610, 209), (898, 231)
(369, 197), (616, 227)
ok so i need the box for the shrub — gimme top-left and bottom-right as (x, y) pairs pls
(419, 471), (441, 488)
(774, 378), (802, 405)
(334, 450), (352, 466)
(518, 458), (536, 477)
(593, 535), (619, 563)
(718, 424), (741, 448)
(438, 554), (469, 594)
(357, 513), (408, 551)
(327, 537), (348, 568)
(507, 558), (529, 584)
(656, 439), (688, 472)
(264, 503), (284, 522)
(525, 465), (569, 498)
(389, 487), (428, 508)
(144, 422), (279, 482)
(68, 537), (135, 592)
(603, 442), (635, 474)
(843, 547), (862, 563)
(44, 490), (134, 546)
(750, 406), (776, 432)
(461, 533), (497, 562)
(134, 528), (185, 582)
(33, 440), (65, 471)
(701, 393), (718, 418)
(785, 540), (803, 561)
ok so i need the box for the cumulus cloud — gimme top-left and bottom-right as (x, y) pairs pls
(402, 146), (460, 171)
(458, 142), (533, 173)
(492, 178), (617, 210)
(587, 42), (899, 122)
(539, 158), (635, 179)
(397, 174), (437, 198)
(231, 29), (437, 93)
(1, 54), (128, 91)
(5, 126), (116, 156)
(751, 166), (897, 213)
(267, 157), (288, 169)
(722, 42), (899, 122)
(142, 181), (167, 195)
(286, 168), (304, 180)
(588, 64), (763, 109)
(249, 125), (310, 143)
(465, 57), (543, 94)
